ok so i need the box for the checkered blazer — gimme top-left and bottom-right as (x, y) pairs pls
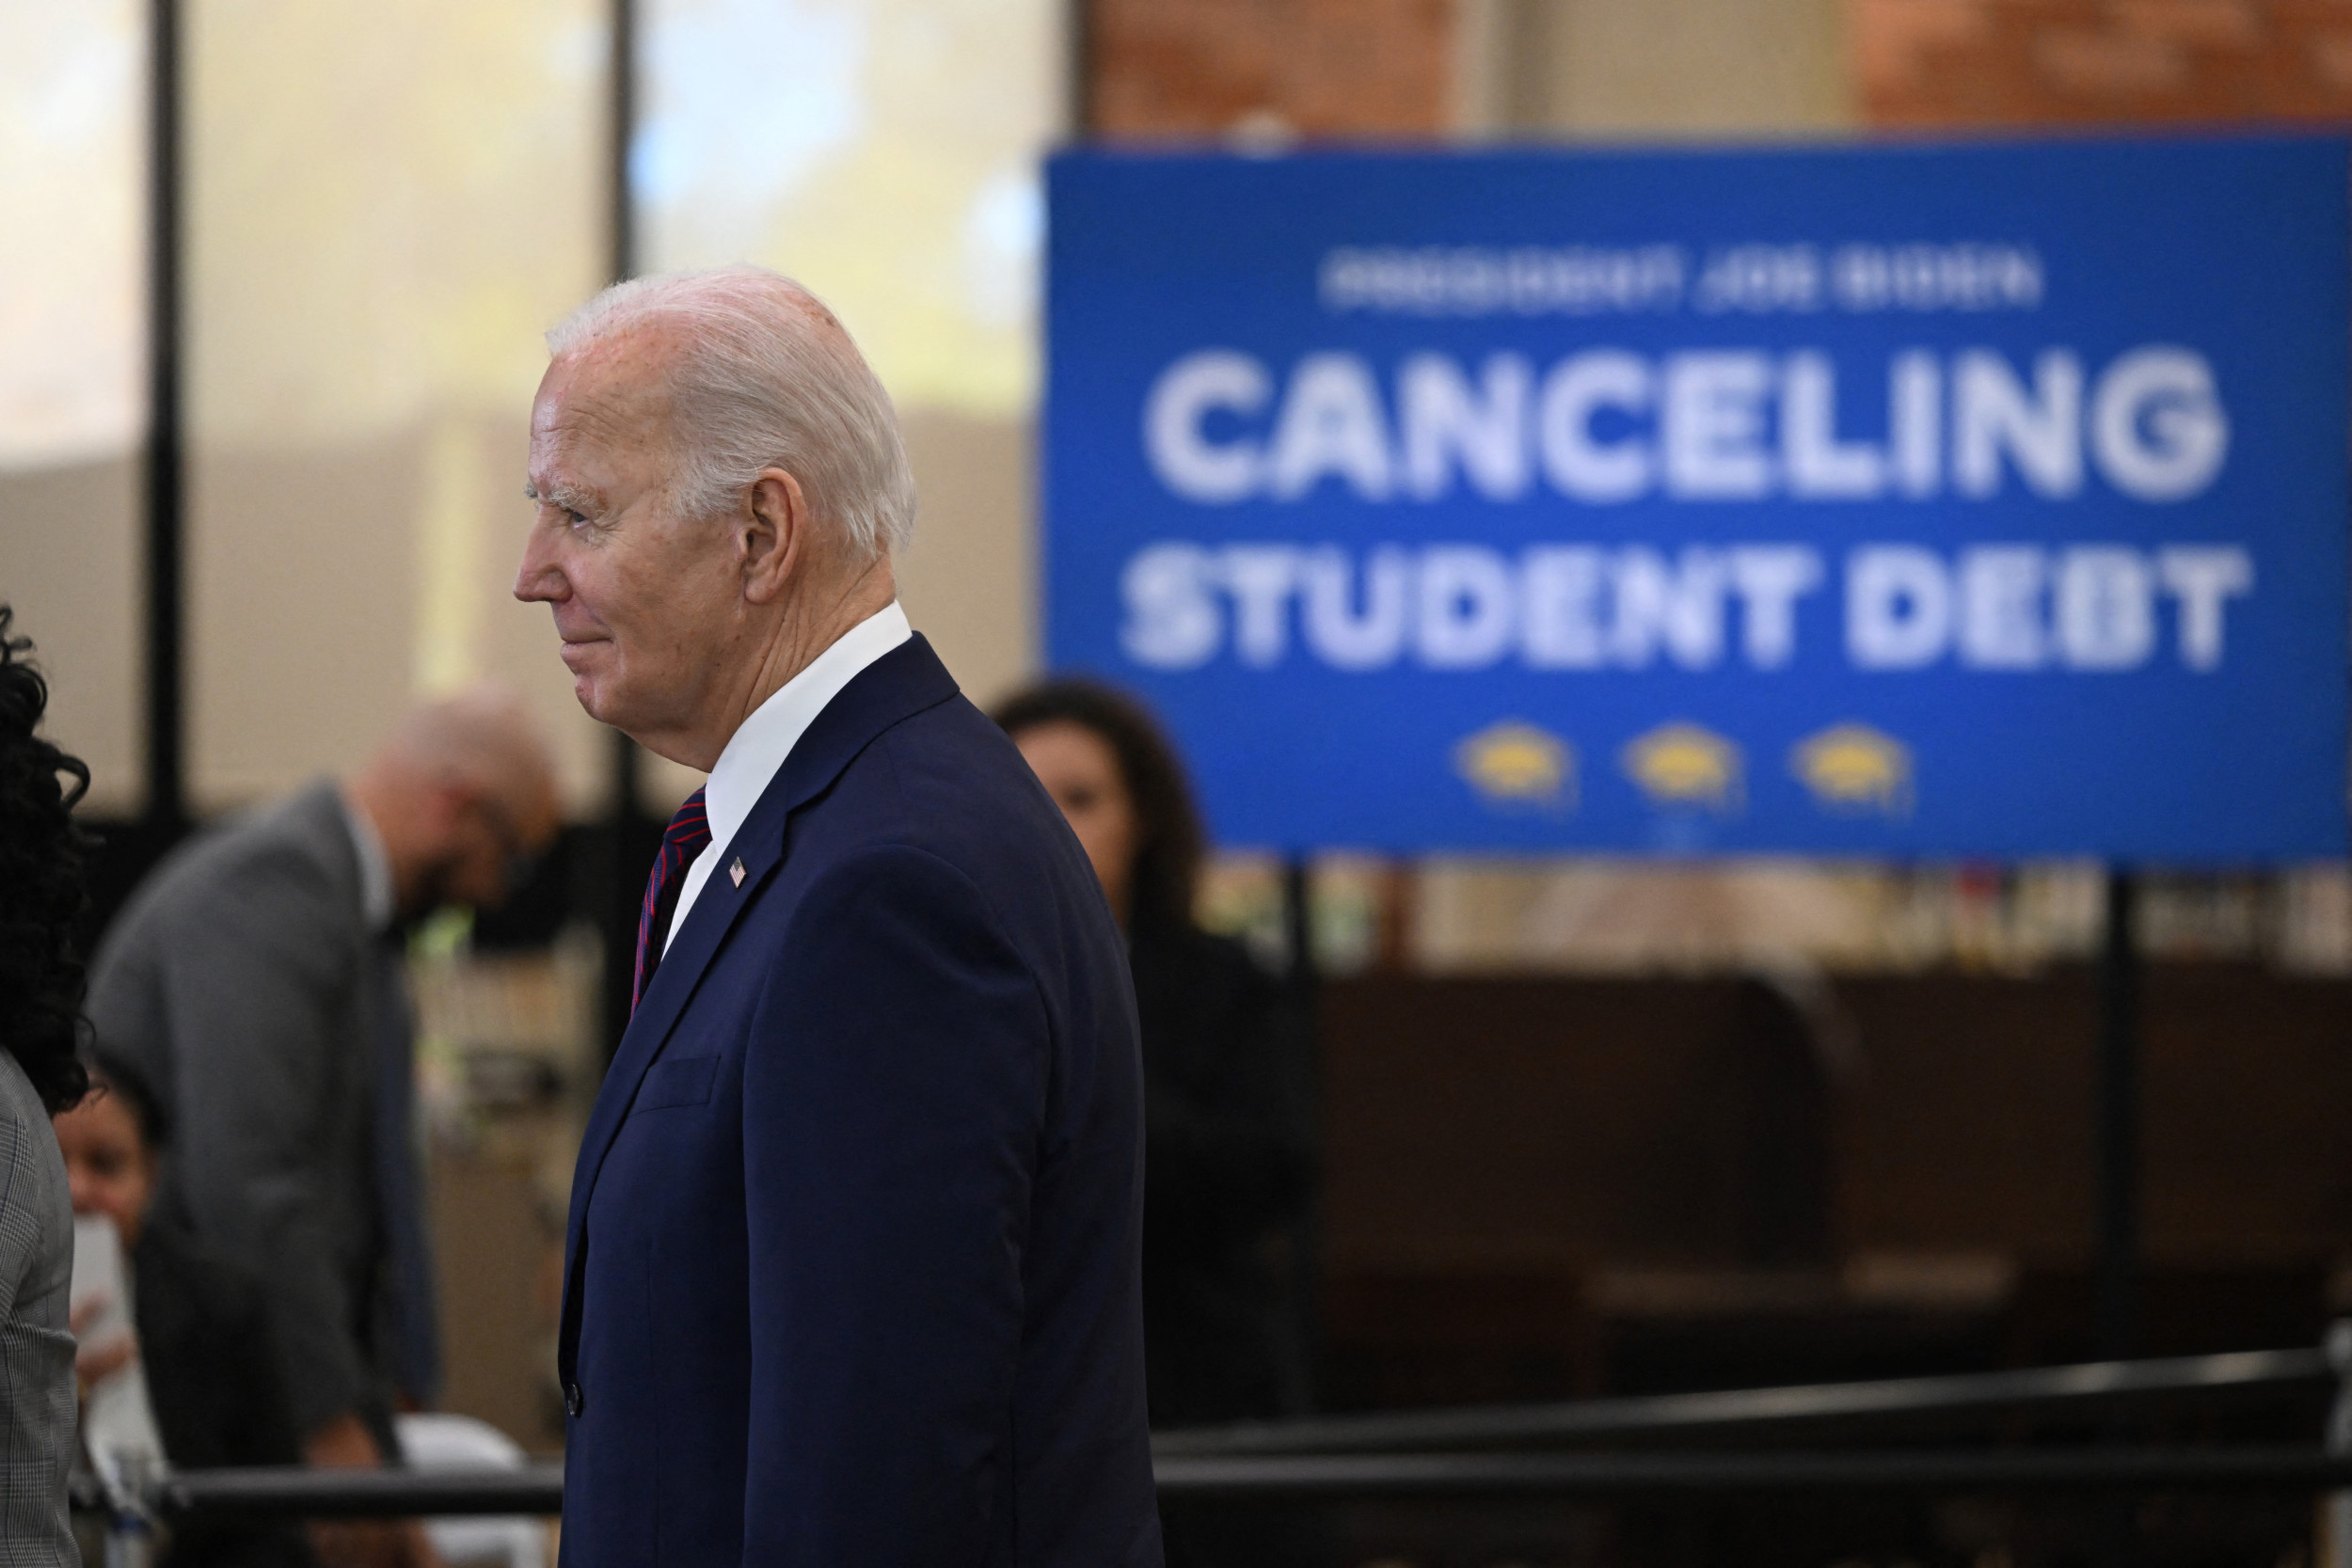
(0, 1048), (75, 1566)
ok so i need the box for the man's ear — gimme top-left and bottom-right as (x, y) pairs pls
(740, 468), (807, 604)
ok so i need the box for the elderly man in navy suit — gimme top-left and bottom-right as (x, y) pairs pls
(514, 265), (1161, 1566)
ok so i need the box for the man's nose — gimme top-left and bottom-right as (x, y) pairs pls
(515, 527), (567, 604)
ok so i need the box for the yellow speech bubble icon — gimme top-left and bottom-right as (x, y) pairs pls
(1621, 721), (1743, 814)
(1790, 722), (1914, 816)
(1454, 721), (1577, 811)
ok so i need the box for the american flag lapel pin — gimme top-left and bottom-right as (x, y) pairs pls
(729, 856), (746, 887)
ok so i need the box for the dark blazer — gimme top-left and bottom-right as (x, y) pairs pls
(135, 1223), (312, 1568)
(1128, 923), (1316, 1427)
(557, 636), (1161, 1567)
(87, 782), (416, 1444)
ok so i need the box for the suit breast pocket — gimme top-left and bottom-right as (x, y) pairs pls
(634, 1053), (721, 1112)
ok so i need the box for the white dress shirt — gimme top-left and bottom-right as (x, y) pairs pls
(664, 601), (913, 952)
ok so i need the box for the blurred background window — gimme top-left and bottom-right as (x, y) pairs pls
(639, 0), (1055, 416)
(0, 0), (146, 813)
(183, 0), (608, 813)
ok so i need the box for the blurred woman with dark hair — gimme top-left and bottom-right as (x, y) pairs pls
(993, 679), (1317, 1428)
(0, 605), (95, 1565)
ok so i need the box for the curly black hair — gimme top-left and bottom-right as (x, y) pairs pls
(0, 607), (91, 1115)
(990, 678), (1206, 939)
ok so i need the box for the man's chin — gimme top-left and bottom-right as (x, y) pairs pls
(573, 677), (659, 748)
(574, 678), (634, 732)
(564, 656), (620, 721)
(566, 665), (694, 760)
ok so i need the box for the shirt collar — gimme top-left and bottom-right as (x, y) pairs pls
(338, 786), (397, 935)
(697, 600), (914, 867)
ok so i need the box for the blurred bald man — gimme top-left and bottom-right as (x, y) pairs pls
(516, 266), (1159, 1566)
(87, 687), (559, 1568)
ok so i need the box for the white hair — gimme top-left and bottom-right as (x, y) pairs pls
(547, 265), (916, 560)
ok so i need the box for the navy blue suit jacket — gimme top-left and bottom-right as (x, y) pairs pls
(557, 636), (1162, 1566)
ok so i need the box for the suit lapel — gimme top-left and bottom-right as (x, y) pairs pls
(562, 636), (962, 1263)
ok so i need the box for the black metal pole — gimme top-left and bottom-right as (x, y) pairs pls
(1281, 855), (1314, 993)
(2097, 867), (2141, 1363)
(598, 0), (648, 1060)
(1278, 854), (1321, 1414)
(610, 0), (636, 284)
(143, 0), (184, 834)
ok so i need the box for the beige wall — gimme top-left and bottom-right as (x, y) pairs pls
(187, 436), (420, 808)
(185, 419), (616, 816)
(896, 411), (1035, 710)
(1459, 0), (1854, 137)
(0, 459), (143, 813)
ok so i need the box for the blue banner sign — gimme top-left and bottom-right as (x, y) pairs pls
(1043, 139), (2350, 860)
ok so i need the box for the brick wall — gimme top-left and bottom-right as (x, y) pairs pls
(1853, 0), (2352, 126)
(1084, 0), (1458, 137)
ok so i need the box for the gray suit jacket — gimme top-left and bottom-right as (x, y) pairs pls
(0, 1049), (76, 1566)
(88, 779), (419, 1442)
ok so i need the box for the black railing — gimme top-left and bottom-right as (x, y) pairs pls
(1149, 1346), (2333, 1458)
(79, 1331), (2352, 1549)
(138, 1447), (2352, 1524)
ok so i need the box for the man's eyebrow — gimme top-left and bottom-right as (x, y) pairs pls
(525, 481), (596, 511)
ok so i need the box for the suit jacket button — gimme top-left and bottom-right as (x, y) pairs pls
(564, 1382), (585, 1418)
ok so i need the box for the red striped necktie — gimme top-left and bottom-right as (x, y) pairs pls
(633, 787), (711, 1012)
